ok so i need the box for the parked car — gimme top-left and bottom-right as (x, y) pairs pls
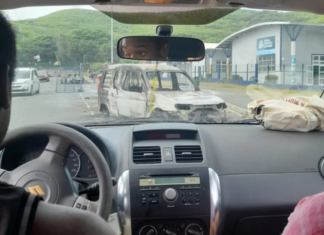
(98, 64), (227, 122)
(37, 70), (50, 82)
(71, 73), (84, 84)
(12, 68), (40, 95)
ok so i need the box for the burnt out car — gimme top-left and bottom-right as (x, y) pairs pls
(98, 64), (227, 122)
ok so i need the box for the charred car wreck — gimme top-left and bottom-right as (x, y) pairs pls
(98, 64), (227, 123)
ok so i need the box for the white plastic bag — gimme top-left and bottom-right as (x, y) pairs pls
(247, 95), (324, 132)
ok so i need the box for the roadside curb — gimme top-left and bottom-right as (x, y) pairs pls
(226, 102), (252, 119)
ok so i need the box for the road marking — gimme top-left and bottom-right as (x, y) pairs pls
(79, 93), (100, 122)
(79, 93), (91, 110)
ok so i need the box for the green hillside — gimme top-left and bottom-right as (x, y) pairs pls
(11, 8), (324, 67)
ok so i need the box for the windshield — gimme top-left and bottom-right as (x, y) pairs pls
(15, 70), (30, 79)
(6, 6), (324, 128)
(146, 71), (196, 91)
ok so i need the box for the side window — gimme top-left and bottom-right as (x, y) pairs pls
(176, 73), (195, 91)
(123, 70), (143, 93)
(103, 70), (112, 87)
(122, 71), (130, 91)
(34, 70), (38, 77)
(120, 69), (128, 89)
(113, 69), (120, 88)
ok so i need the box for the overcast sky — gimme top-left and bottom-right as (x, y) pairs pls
(3, 5), (96, 21)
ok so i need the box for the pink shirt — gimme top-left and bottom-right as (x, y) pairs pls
(282, 192), (324, 235)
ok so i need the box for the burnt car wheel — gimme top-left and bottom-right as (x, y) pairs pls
(100, 105), (110, 116)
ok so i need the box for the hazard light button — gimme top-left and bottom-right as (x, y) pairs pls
(163, 148), (173, 162)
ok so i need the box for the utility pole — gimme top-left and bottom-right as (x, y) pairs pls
(59, 29), (61, 73)
(111, 17), (113, 64)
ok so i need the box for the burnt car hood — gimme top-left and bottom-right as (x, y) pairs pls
(154, 90), (225, 105)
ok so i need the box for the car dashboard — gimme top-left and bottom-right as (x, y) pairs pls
(1, 122), (324, 235)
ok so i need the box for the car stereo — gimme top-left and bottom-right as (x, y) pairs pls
(127, 168), (212, 235)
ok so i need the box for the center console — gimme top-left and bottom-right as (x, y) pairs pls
(117, 167), (220, 235)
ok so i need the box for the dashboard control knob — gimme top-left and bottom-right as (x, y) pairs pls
(163, 188), (178, 202)
(185, 224), (203, 235)
(165, 227), (178, 235)
(139, 225), (157, 235)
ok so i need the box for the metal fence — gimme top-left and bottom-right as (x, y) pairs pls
(55, 67), (84, 93)
(186, 63), (324, 91)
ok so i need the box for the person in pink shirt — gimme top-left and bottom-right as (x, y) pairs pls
(282, 192), (324, 235)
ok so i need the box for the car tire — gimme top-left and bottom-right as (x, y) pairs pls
(29, 86), (34, 96)
(36, 85), (40, 94)
(100, 105), (110, 116)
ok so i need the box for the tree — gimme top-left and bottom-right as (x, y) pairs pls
(12, 8), (323, 67)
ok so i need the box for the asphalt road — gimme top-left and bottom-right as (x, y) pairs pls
(214, 90), (253, 109)
(10, 77), (245, 129)
(10, 78), (104, 129)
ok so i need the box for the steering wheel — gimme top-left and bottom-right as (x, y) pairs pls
(0, 123), (113, 220)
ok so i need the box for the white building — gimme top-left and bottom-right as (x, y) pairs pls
(216, 22), (324, 85)
(191, 43), (227, 79)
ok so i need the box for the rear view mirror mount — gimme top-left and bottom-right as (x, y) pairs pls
(117, 36), (205, 62)
(156, 25), (173, 36)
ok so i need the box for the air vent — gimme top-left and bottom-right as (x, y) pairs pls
(133, 146), (161, 164)
(175, 146), (203, 163)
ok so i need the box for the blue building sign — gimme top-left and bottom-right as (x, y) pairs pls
(256, 36), (275, 55)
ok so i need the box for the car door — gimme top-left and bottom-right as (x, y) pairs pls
(108, 69), (120, 116)
(129, 70), (148, 118)
(115, 68), (131, 117)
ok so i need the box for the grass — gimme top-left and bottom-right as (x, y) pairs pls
(200, 82), (246, 93)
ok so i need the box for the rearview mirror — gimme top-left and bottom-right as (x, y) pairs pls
(117, 36), (205, 61)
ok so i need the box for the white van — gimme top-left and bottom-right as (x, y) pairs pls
(12, 68), (40, 95)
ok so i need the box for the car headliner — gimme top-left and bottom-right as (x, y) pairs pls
(1, 0), (324, 24)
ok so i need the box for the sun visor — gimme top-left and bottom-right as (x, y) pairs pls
(92, 5), (236, 25)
